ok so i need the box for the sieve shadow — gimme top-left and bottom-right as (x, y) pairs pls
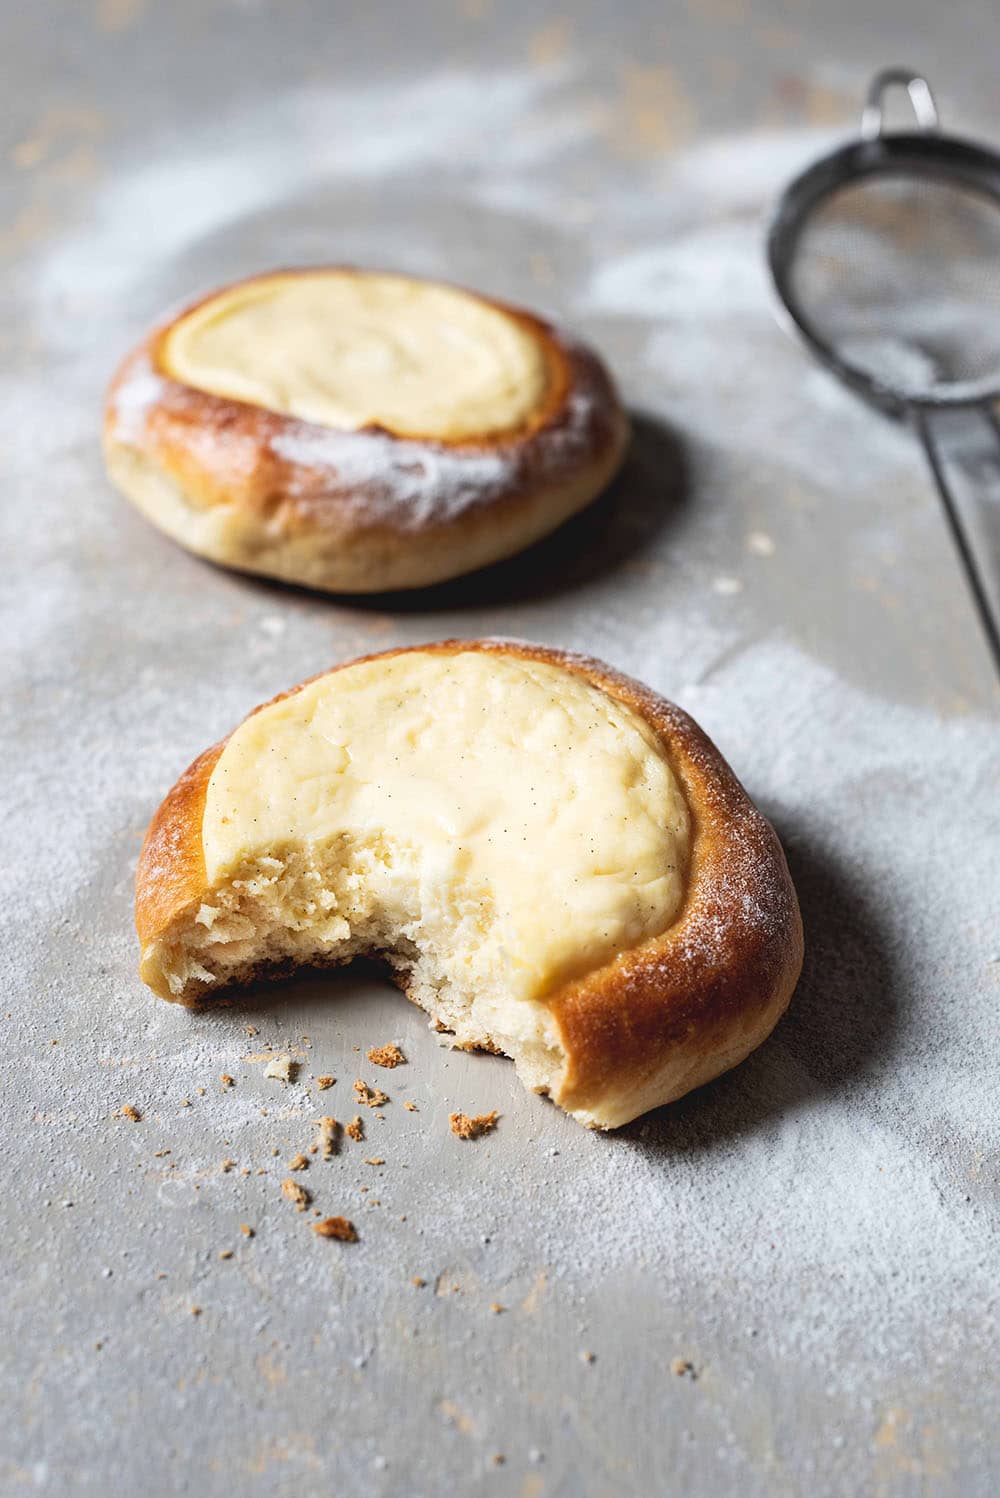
(614, 819), (903, 1155)
(221, 409), (688, 614)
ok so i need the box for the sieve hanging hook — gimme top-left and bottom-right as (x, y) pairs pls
(768, 67), (1000, 680)
(861, 68), (939, 141)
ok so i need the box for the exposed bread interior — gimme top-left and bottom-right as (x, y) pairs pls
(136, 641), (803, 1128)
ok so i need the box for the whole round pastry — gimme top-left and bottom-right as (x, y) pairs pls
(104, 269), (629, 592)
(135, 640), (803, 1129)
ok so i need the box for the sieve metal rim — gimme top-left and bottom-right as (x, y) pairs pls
(767, 131), (1000, 413)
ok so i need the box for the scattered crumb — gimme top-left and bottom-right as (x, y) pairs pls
(281, 1178), (312, 1211)
(364, 1157), (385, 1167)
(118, 1104), (141, 1122)
(412, 1276), (426, 1288)
(153, 1149), (170, 1158)
(313, 1216), (358, 1241)
(239, 1224), (254, 1238)
(345, 1116), (364, 1142)
(218, 1249), (233, 1260)
(670, 1358), (698, 1380)
(287, 1153), (309, 1172)
(314, 1075), (335, 1091)
(490, 1302), (505, 1314)
(449, 1110), (499, 1140)
(244, 1025), (258, 1036)
(404, 1101), (418, 1112)
(190, 1306), (202, 1317)
(180, 1098), (191, 1108)
(220, 1074), (234, 1089)
(492, 1454), (505, 1467)
(317, 1117), (340, 1158)
(581, 1350), (596, 1364)
(220, 1159), (237, 1174)
(354, 1079), (389, 1108)
(264, 1056), (298, 1083)
(367, 1043), (405, 1069)
(197, 1088), (206, 1097)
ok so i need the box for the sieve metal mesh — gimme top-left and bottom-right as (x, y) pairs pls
(784, 170), (1000, 399)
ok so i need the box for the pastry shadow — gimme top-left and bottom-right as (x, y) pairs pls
(616, 819), (902, 1153)
(225, 408), (688, 614)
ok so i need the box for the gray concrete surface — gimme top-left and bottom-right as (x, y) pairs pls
(4, 2), (1000, 1494)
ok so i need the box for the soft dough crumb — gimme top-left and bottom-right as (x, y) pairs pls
(264, 1055), (298, 1083)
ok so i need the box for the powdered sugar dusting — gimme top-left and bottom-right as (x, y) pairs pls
(7, 16), (1000, 1490)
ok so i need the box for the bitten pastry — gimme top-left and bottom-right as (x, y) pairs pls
(104, 269), (629, 592)
(135, 641), (802, 1129)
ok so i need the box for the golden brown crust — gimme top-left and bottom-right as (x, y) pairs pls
(103, 269), (630, 593)
(135, 640), (803, 1128)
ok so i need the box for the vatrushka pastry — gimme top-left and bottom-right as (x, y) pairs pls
(136, 641), (803, 1129)
(104, 269), (629, 591)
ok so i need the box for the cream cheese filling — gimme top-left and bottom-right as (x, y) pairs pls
(201, 651), (691, 1002)
(161, 270), (550, 441)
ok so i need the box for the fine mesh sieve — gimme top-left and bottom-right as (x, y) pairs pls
(768, 68), (1000, 676)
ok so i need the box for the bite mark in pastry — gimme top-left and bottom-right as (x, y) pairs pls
(135, 641), (803, 1129)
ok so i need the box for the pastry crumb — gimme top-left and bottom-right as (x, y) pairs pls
(364, 1157), (385, 1167)
(244, 1025), (258, 1036)
(239, 1224), (254, 1238)
(404, 1100), (418, 1112)
(118, 1104), (142, 1122)
(490, 1302), (505, 1314)
(354, 1079), (389, 1108)
(313, 1216), (358, 1241)
(581, 1350), (596, 1364)
(220, 1159), (236, 1174)
(412, 1276), (426, 1288)
(314, 1075), (335, 1090)
(367, 1043), (405, 1069)
(218, 1249), (233, 1260)
(670, 1358), (698, 1380)
(190, 1306), (202, 1317)
(264, 1055), (298, 1083)
(317, 1116), (340, 1158)
(449, 1110), (499, 1140)
(287, 1153), (309, 1172)
(345, 1116), (364, 1142)
(282, 1178), (311, 1211)
(220, 1073), (234, 1089)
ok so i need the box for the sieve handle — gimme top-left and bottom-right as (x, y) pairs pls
(861, 69), (939, 140)
(914, 406), (1000, 679)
